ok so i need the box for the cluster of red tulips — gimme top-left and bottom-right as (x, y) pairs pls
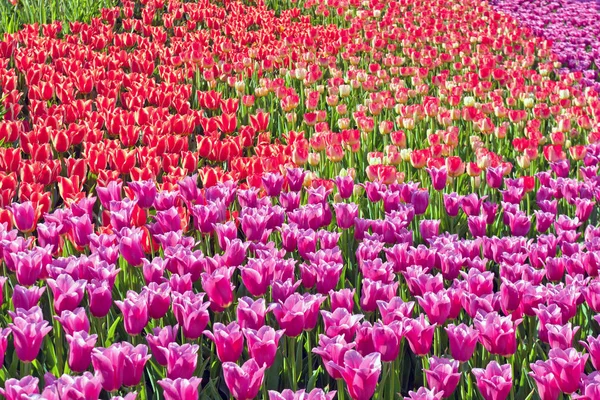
(0, 0), (600, 399)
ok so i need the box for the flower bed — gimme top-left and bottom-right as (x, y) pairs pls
(0, 0), (599, 399)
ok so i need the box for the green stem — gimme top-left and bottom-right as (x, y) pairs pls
(289, 337), (297, 391)
(337, 379), (345, 400)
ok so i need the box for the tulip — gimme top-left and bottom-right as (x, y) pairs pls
(444, 323), (478, 362)
(47, 273), (87, 314)
(472, 361), (512, 400)
(10, 309), (52, 362)
(329, 350), (381, 400)
(115, 290), (149, 336)
(66, 331), (98, 372)
(222, 358), (266, 400)
(12, 285), (45, 310)
(371, 321), (400, 362)
(0, 328), (10, 367)
(118, 227), (146, 266)
(165, 343), (199, 380)
(159, 377), (202, 400)
(172, 292), (210, 340)
(203, 322), (244, 363)
(9, 201), (38, 232)
(146, 325), (178, 367)
(528, 360), (561, 400)
(269, 389), (337, 400)
(425, 357), (461, 398)
(330, 288), (355, 313)
(321, 308), (364, 342)
(87, 279), (113, 317)
(546, 323), (579, 350)
(54, 307), (90, 335)
(426, 166), (447, 191)
(143, 282), (171, 319)
(244, 326), (285, 368)
(443, 193), (462, 217)
(10, 250), (45, 286)
(121, 342), (151, 387)
(404, 387), (444, 400)
(272, 293), (326, 337)
(360, 278), (399, 312)
(416, 290), (451, 325)
(411, 189), (429, 215)
(128, 180), (157, 209)
(404, 314), (436, 356)
(0, 376), (39, 400)
(237, 297), (271, 330)
(547, 347), (587, 394)
(92, 344), (126, 392)
(201, 266), (236, 312)
(474, 312), (521, 357)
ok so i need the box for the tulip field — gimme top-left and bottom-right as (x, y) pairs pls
(2, 0), (600, 398)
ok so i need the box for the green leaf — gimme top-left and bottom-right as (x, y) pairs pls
(105, 316), (122, 347)
(266, 350), (283, 391)
(306, 366), (322, 392)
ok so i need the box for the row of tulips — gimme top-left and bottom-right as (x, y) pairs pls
(491, 0), (600, 90)
(1, 0), (600, 399)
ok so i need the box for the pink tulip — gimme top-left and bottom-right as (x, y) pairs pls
(47, 273), (87, 314)
(159, 377), (202, 400)
(66, 331), (98, 372)
(146, 325), (178, 366)
(172, 292), (210, 340)
(269, 388), (337, 400)
(547, 347), (587, 394)
(313, 334), (355, 380)
(91, 344), (126, 392)
(528, 360), (561, 400)
(165, 343), (199, 380)
(404, 387), (444, 400)
(115, 290), (149, 336)
(329, 350), (382, 400)
(9, 307), (52, 362)
(472, 361), (512, 400)
(203, 322), (244, 363)
(404, 314), (436, 356)
(0, 376), (39, 400)
(272, 293), (325, 337)
(54, 307), (90, 335)
(416, 290), (451, 325)
(223, 358), (266, 400)
(444, 323), (478, 362)
(121, 342), (151, 387)
(424, 356), (461, 398)
(244, 326), (285, 368)
(201, 266), (235, 312)
(321, 308), (363, 342)
(474, 312), (521, 357)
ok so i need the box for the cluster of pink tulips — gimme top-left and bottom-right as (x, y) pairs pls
(0, 0), (600, 398)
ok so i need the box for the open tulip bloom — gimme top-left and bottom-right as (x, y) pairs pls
(2, 0), (600, 398)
